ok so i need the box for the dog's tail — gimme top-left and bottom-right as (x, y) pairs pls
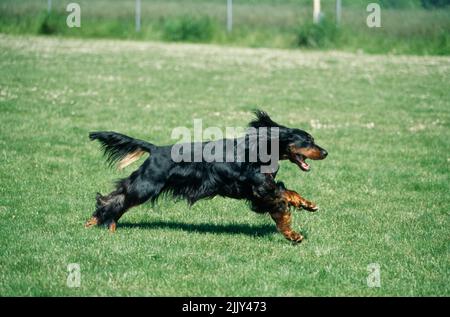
(89, 131), (156, 169)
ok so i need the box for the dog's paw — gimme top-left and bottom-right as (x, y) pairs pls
(287, 231), (304, 244)
(84, 217), (99, 228)
(107, 221), (117, 233)
(302, 202), (319, 212)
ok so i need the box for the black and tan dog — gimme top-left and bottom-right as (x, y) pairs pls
(85, 111), (328, 243)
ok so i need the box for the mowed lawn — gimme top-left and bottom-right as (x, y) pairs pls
(0, 34), (449, 296)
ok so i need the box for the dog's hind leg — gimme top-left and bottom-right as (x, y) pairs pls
(85, 189), (127, 232)
(86, 174), (164, 232)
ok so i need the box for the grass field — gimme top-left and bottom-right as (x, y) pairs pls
(0, 34), (449, 296)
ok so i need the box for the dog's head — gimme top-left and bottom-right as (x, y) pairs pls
(282, 128), (328, 172)
(249, 110), (328, 172)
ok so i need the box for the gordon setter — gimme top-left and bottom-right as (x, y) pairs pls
(85, 111), (328, 243)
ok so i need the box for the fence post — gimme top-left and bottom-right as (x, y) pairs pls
(313, 0), (321, 24)
(135, 0), (141, 32)
(336, 0), (342, 25)
(48, 0), (52, 14)
(227, 0), (233, 32)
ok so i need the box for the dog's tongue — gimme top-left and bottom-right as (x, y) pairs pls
(299, 160), (310, 171)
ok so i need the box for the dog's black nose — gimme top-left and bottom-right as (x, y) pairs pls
(322, 150), (328, 158)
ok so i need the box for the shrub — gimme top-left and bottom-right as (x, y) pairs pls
(38, 14), (57, 35)
(296, 19), (339, 48)
(377, 0), (421, 8)
(421, 0), (450, 8)
(162, 16), (214, 42)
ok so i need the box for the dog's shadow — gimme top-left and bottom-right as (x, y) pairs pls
(119, 220), (276, 237)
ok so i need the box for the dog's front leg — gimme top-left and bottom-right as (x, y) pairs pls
(251, 177), (304, 243)
(282, 189), (319, 212)
(270, 211), (304, 243)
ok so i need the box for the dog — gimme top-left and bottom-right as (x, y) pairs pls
(85, 110), (328, 243)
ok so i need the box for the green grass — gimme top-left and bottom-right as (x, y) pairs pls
(0, 34), (449, 296)
(0, 0), (450, 55)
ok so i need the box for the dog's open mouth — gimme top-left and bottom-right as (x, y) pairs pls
(292, 154), (311, 172)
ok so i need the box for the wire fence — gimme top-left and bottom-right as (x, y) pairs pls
(40, 0), (347, 33)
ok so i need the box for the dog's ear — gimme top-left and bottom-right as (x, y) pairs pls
(249, 110), (283, 129)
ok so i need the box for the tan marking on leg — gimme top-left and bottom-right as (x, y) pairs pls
(270, 211), (303, 243)
(108, 221), (116, 233)
(85, 217), (98, 228)
(283, 190), (319, 212)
